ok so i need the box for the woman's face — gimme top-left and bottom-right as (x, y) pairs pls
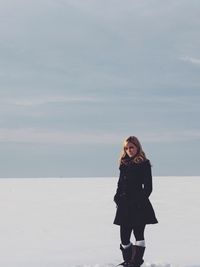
(124, 142), (138, 158)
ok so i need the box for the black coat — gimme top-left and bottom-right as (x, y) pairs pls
(113, 159), (158, 227)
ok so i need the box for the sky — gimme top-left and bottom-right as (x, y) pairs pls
(0, 0), (200, 177)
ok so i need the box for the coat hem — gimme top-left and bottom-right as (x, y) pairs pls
(113, 220), (158, 226)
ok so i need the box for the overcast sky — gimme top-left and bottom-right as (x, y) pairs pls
(0, 0), (200, 177)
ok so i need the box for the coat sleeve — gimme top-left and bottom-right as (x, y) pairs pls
(143, 162), (153, 198)
(113, 171), (123, 205)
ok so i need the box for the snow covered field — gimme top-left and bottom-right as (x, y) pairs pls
(0, 177), (199, 267)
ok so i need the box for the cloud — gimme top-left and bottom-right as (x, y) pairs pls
(141, 130), (200, 142)
(1, 128), (200, 144)
(0, 96), (102, 107)
(0, 128), (122, 144)
(180, 56), (200, 66)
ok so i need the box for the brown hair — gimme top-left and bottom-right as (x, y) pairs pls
(118, 136), (149, 166)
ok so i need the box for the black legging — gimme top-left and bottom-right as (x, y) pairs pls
(120, 224), (146, 245)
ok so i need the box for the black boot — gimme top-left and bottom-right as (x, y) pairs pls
(118, 243), (135, 266)
(130, 245), (145, 267)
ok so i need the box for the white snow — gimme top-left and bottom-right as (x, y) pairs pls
(0, 177), (199, 267)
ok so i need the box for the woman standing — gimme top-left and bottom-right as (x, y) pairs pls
(113, 136), (158, 267)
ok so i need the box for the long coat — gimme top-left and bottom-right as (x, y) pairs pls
(113, 159), (158, 227)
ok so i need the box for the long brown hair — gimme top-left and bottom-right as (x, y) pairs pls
(118, 136), (149, 166)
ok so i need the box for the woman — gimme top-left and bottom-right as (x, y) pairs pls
(113, 136), (158, 267)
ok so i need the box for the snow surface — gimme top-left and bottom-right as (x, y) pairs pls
(0, 177), (199, 267)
